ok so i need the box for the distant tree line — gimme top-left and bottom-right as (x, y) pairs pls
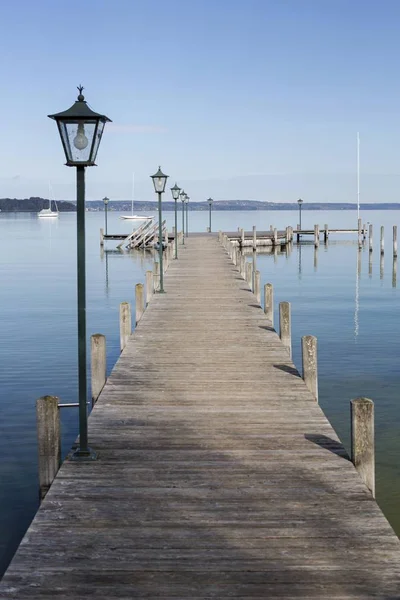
(0, 197), (76, 211)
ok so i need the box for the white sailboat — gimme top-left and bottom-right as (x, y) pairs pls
(120, 173), (153, 221)
(38, 183), (59, 218)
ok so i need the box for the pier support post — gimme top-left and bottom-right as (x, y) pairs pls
(146, 270), (154, 305)
(273, 228), (278, 247)
(91, 334), (106, 405)
(351, 397), (375, 498)
(119, 301), (131, 352)
(324, 224), (329, 244)
(135, 283), (145, 325)
(358, 218), (362, 249)
(246, 261), (253, 290)
(380, 226), (384, 255)
(153, 261), (160, 291)
(279, 301), (291, 357)
(369, 224), (373, 252)
(241, 228), (245, 248)
(240, 255), (246, 279)
(264, 283), (274, 326)
(36, 395), (61, 500)
(252, 225), (257, 250)
(100, 227), (104, 247)
(301, 335), (318, 402)
(314, 224), (319, 248)
(254, 270), (261, 304)
(393, 225), (398, 258)
(363, 223), (367, 241)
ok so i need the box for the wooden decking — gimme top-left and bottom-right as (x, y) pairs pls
(2, 234), (400, 598)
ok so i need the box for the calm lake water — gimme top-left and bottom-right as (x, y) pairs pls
(0, 208), (399, 576)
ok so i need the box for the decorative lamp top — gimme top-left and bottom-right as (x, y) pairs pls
(150, 166), (169, 193)
(207, 197), (213, 204)
(48, 86), (111, 123)
(48, 86), (111, 167)
(298, 198), (303, 205)
(103, 196), (109, 205)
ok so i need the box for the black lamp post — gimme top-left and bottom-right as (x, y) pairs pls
(298, 198), (303, 230)
(185, 195), (189, 237)
(207, 197), (213, 232)
(170, 183), (181, 259)
(180, 189), (186, 245)
(48, 86), (111, 461)
(103, 196), (109, 235)
(151, 166), (169, 293)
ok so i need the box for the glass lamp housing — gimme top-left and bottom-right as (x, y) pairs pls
(103, 197), (109, 205)
(170, 183), (181, 200)
(151, 166), (169, 193)
(48, 87), (111, 167)
(208, 197), (213, 205)
(298, 198), (303, 205)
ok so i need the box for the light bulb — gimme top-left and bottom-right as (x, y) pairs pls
(73, 123), (89, 150)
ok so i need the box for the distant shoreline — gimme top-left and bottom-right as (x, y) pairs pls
(2, 198), (400, 212)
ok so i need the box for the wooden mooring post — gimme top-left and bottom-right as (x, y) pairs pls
(314, 224), (319, 248)
(254, 270), (261, 304)
(100, 228), (104, 247)
(91, 334), (106, 405)
(252, 226), (257, 250)
(153, 261), (160, 291)
(393, 225), (398, 258)
(245, 261), (253, 290)
(351, 397), (375, 498)
(301, 335), (318, 402)
(358, 218), (362, 249)
(369, 224), (373, 252)
(324, 224), (329, 244)
(264, 283), (274, 326)
(135, 283), (144, 325)
(36, 395), (61, 501)
(380, 226), (384, 255)
(145, 270), (154, 306)
(119, 301), (132, 352)
(279, 301), (291, 357)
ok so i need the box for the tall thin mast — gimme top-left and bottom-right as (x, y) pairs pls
(357, 132), (360, 221)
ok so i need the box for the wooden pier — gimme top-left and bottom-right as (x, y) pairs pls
(2, 234), (400, 598)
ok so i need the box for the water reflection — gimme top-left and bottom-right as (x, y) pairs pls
(313, 247), (318, 271)
(380, 253), (384, 280)
(354, 250), (361, 341)
(393, 257), (397, 288)
(369, 252), (373, 278)
(298, 243), (302, 279)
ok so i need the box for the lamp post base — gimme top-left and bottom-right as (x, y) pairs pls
(69, 446), (98, 461)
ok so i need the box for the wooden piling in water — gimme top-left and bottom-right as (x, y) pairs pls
(252, 226), (257, 250)
(301, 335), (318, 402)
(264, 283), (274, 326)
(240, 255), (246, 279)
(100, 228), (104, 247)
(351, 397), (375, 498)
(119, 302), (131, 352)
(135, 283), (144, 325)
(254, 270), (261, 304)
(279, 301), (291, 357)
(241, 228), (245, 248)
(91, 334), (106, 405)
(380, 226), (384, 255)
(393, 225), (398, 258)
(146, 271), (154, 306)
(369, 224), (373, 252)
(273, 228), (278, 246)
(314, 224), (319, 248)
(36, 395), (61, 501)
(324, 224), (329, 244)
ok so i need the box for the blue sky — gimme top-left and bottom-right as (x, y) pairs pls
(1, 0), (400, 202)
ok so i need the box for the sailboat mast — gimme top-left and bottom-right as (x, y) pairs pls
(357, 132), (360, 222)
